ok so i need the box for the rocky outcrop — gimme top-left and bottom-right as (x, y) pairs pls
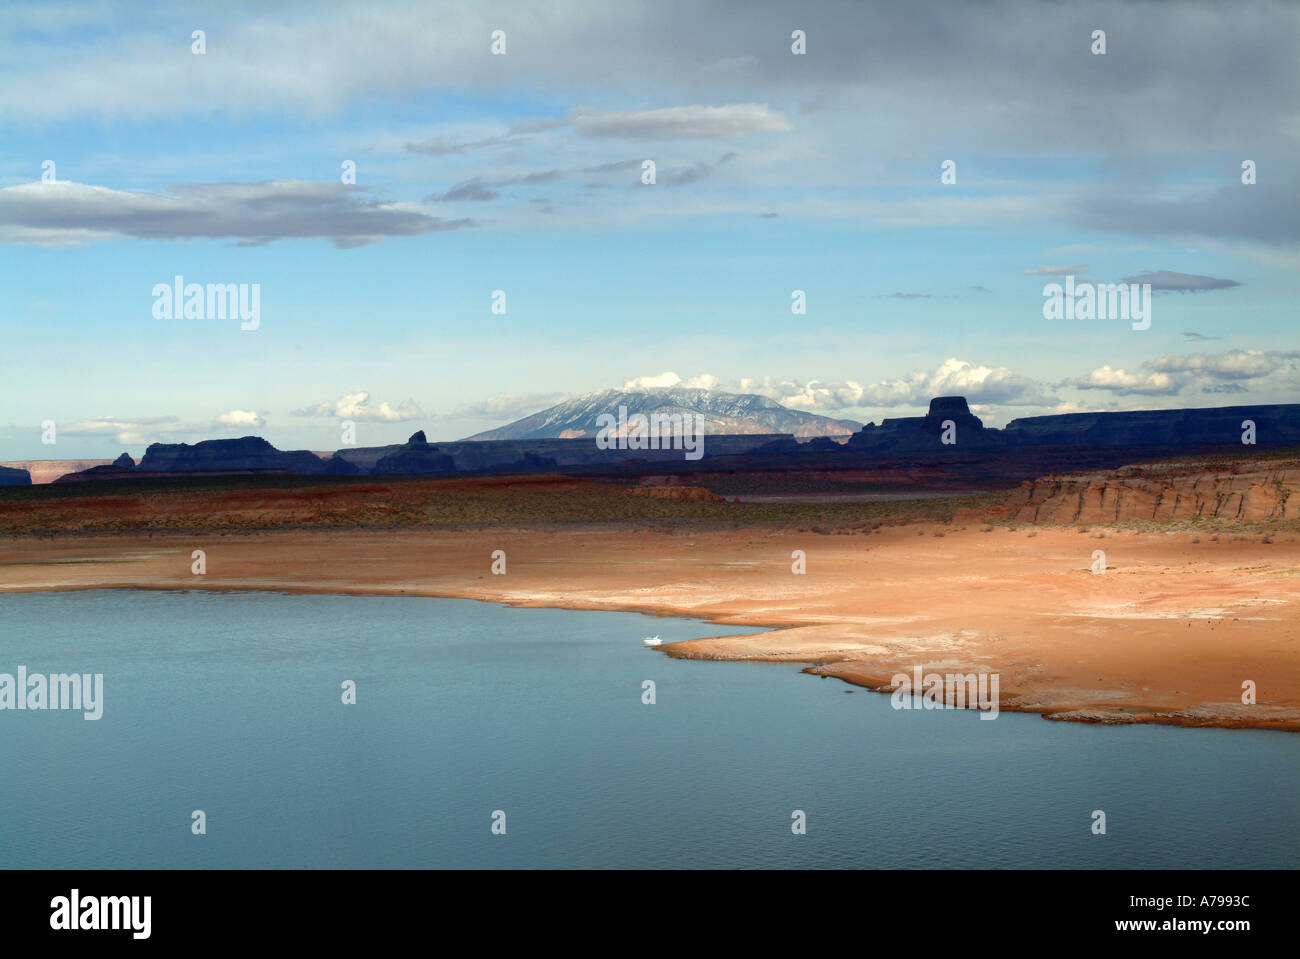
(996, 457), (1300, 523)
(373, 431), (456, 475)
(850, 396), (1000, 451)
(57, 452), (139, 482)
(0, 464), (32, 486)
(137, 436), (330, 473)
(923, 396), (982, 434)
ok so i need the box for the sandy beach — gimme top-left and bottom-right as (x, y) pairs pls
(2, 522), (1296, 731)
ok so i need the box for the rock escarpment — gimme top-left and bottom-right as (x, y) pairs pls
(996, 457), (1300, 523)
(137, 436), (330, 473)
(1001, 403), (1300, 448)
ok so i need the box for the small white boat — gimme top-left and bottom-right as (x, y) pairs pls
(642, 636), (662, 646)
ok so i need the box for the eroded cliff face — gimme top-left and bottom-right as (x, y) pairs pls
(994, 458), (1300, 524)
(1, 460), (108, 484)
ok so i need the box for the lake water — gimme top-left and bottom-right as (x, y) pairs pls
(1, 589), (1296, 869)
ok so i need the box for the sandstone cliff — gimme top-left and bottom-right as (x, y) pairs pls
(1, 459), (111, 484)
(993, 456), (1300, 524)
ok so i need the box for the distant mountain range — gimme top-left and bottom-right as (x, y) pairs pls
(11, 396), (1299, 486)
(462, 387), (864, 441)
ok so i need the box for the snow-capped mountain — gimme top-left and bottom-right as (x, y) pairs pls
(462, 387), (862, 440)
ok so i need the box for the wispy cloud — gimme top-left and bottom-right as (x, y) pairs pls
(429, 178), (500, 202)
(657, 152), (739, 186)
(451, 392), (572, 422)
(1119, 270), (1241, 293)
(0, 180), (472, 247)
(570, 103), (788, 138)
(1023, 264), (1087, 276)
(56, 411), (267, 446)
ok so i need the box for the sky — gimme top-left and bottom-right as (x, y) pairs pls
(1, 0), (1298, 459)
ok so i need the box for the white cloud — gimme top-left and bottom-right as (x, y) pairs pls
(623, 371), (682, 389)
(57, 415), (194, 446)
(1144, 349), (1292, 379)
(56, 410), (278, 445)
(1072, 365), (1179, 395)
(750, 358), (1057, 410)
(621, 372), (719, 390)
(215, 409), (265, 428)
(618, 360), (1055, 411)
(292, 392), (424, 422)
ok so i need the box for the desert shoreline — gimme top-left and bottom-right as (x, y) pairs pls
(2, 524), (1296, 733)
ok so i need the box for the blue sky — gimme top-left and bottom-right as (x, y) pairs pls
(2, 0), (1297, 459)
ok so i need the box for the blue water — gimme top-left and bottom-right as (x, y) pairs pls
(0, 590), (1296, 869)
